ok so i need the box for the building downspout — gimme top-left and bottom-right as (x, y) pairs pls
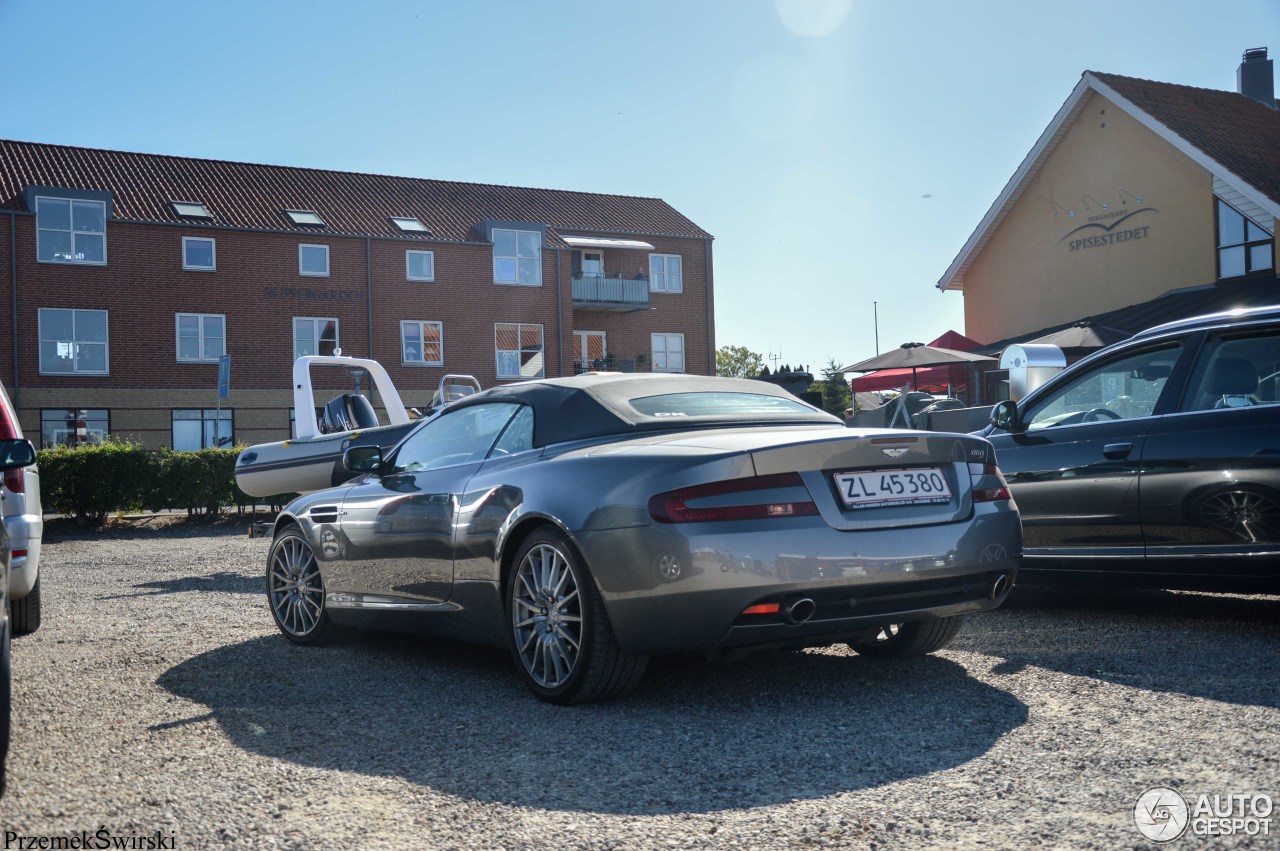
(555, 248), (564, 376)
(365, 237), (374, 359)
(8, 212), (18, 408)
(703, 237), (714, 376)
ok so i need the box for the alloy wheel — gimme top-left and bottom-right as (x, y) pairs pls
(512, 543), (584, 689)
(1198, 490), (1280, 542)
(268, 534), (325, 637)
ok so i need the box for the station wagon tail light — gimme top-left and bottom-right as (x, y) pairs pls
(648, 472), (819, 524)
(968, 463), (1011, 503)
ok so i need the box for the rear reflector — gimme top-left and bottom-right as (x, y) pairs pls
(4, 467), (23, 494)
(741, 603), (780, 615)
(10, 549), (25, 559)
(648, 472), (819, 524)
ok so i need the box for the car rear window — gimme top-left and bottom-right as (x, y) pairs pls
(628, 391), (821, 419)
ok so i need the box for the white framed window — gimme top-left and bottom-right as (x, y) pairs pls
(286, 210), (325, 226)
(182, 237), (216, 271)
(39, 308), (109, 375)
(493, 228), (542, 285)
(401, 321), (444, 365)
(649, 254), (683, 293)
(651, 333), (685, 372)
(36, 196), (107, 264)
(176, 313), (226, 362)
(407, 250), (435, 282)
(172, 408), (233, 450)
(299, 244), (330, 277)
(495, 323), (544, 379)
(294, 317), (338, 359)
(172, 200), (213, 219)
(391, 216), (429, 233)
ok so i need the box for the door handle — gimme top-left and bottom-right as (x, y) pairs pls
(1103, 442), (1133, 459)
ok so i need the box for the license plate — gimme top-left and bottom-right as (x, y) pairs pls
(833, 467), (952, 510)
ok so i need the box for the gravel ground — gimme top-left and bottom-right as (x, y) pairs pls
(0, 518), (1277, 849)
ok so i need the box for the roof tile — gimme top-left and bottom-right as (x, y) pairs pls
(0, 140), (711, 241)
(1090, 71), (1280, 207)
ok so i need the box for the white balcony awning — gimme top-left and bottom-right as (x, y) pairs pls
(561, 235), (655, 250)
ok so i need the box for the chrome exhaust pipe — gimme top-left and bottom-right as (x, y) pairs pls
(782, 597), (816, 625)
(989, 574), (1011, 600)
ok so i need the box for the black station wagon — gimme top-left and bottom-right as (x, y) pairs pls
(979, 304), (1280, 593)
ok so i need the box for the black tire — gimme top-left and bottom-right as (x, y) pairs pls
(847, 616), (964, 659)
(11, 577), (40, 635)
(267, 528), (340, 646)
(506, 527), (648, 704)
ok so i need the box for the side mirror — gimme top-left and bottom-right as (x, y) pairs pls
(990, 400), (1021, 432)
(0, 438), (36, 470)
(343, 445), (383, 474)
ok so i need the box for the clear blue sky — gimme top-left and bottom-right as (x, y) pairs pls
(3, 0), (1277, 374)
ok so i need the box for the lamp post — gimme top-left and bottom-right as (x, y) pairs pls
(873, 301), (880, 355)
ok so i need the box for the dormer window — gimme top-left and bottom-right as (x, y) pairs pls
(492, 228), (542, 286)
(285, 210), (325, 227)
(36, 196), (107, 265)
(171, 201), (212, 219)
(391, 216), (430, 234)
(1217, 199), (1273, 278)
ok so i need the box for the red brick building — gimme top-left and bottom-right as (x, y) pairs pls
(0, 140), (715, 449)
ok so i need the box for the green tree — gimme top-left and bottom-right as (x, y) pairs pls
(716, 345), (764, 378)
(819, 357), (852, 416)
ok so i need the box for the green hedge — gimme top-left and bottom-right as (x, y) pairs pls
(37, 440), (293, 526)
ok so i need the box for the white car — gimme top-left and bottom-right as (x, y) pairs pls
(0, 388), (40, 634)
(0, 434), (37, 795)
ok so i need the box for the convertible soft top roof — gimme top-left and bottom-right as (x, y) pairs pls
(451, 373), (839, 447)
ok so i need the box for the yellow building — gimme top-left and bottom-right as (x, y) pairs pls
(940, 48), (1279, 346)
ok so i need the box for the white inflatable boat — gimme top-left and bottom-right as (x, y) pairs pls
(234, 355), (479, 497)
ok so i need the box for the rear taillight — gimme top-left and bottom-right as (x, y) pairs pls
(0, 394), (18, 440)
(648, 472), (819, 524)
(968, 462), (1011, 503)
(0, 391), (22, 492)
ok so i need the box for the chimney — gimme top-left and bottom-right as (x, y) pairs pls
(1237, 47), (1276, 109)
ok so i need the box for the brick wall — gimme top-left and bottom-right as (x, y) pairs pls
(0, 216), (715, 447)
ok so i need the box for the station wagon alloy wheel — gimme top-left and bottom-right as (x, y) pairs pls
(512, 542), (584, 689)
(1196, 489), (1280, 542)
(267, 529), (336, 644)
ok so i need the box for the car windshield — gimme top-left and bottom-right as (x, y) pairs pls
(628, 391), (820, 419)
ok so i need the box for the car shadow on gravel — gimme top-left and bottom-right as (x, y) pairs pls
(157, 633), (1028, 814)
(952, 586), (1280, 708)
(99, 571), (264, 599)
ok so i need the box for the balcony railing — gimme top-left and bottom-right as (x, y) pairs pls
(573, 357), (652, 374)
(571, 274), (651, 312)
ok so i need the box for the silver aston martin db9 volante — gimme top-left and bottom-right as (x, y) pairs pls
(264, 373), (1021, 703)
